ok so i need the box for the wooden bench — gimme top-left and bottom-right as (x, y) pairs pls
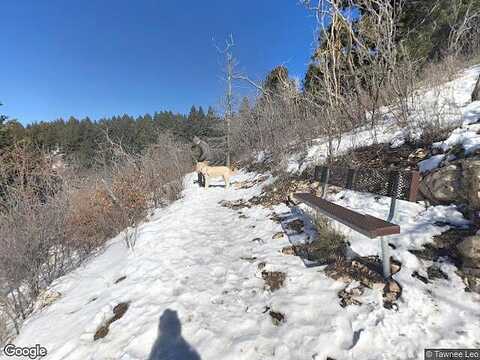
(294, 165), (421, 278)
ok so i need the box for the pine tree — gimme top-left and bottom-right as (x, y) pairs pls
(188, 106), (198, 122)
(206, 106), (216, 119)
(197, 106), (205, 119)
(0, 102), (12, 150)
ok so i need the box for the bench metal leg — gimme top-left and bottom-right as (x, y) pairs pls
(381, 237), (391, 278)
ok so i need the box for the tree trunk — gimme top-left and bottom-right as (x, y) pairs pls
(473, 74), (480, 102)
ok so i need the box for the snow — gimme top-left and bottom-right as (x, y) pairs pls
(463, 101), (480, 125)
(419, 154), (446, 173)
(9, 172), (480, 360)
(290, 65), (480, 174)
(432, 99), (480, 158)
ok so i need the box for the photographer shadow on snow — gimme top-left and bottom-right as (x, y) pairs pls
(148, 309), (201, 360)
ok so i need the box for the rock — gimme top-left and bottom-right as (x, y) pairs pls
(94, 302), (130, 341)
(419, 163), (462, 204)
(461, 267), (480, 293)
(457, 235), (480, 264)
(472, 74), (480, 102)
(427, 265), (449, 280)
(281, 246), (296, 255)
(383, 279), (402, 308)
(310, 181), (321, 190)
(419, 158), (480, 208)
(272, 232), (284, 240)
(269, 310), (285, 326)
(285, 219), (304, 233)
(257, 262), (266, 271)
(408, 148), (429, 164)
(390, 258), (402, 275)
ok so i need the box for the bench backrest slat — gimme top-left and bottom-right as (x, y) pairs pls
(315, 166), (420, 202)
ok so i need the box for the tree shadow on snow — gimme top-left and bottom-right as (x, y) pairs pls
(148, 309), (202, 360)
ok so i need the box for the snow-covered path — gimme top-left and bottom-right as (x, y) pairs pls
(10, 172), (480, 360)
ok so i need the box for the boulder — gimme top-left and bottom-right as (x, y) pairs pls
(472, 74), (480, 102)
(419, 158), (480, 208)
(456, 234), (480, 293)
(462, 267), (480, 293)
(457, 235), (480, 265)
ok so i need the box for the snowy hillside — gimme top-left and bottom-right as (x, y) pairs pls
(5, 64), (480, 360)
(289, 65), (480, 173)
(9, 170), (480, 360)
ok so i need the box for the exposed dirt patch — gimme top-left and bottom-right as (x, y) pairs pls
(234, 175), (270, 190)
(329, 139), (452, 171)
(281, 245), (296, 256)
(219, 199), (251, 210)
(291, 240), (346, 265)
(249, 175), (315, 208)
(262, 271), (286, 291)
(331, 143), (418, 170)
(93, 302), (130, 341)
(325, 257), (385, 289)
(409, 227), (476, 266)
(36, 290), (62, 310)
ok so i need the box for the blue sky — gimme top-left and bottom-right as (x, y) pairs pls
(1, 1), (317, 124)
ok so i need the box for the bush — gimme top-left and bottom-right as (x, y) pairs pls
(0, 133), (192, 339)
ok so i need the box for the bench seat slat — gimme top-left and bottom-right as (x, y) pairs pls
(294, 193), (400, 239)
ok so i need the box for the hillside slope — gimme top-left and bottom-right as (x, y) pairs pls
(9, 170), (480, 360)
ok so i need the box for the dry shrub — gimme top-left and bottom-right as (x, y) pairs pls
(0, 313), (10, 348)
(66, 185), (113, 255)
(0, 133), (192, 339)
(92, 132), (192, 249)
(311, 214), (347, 263)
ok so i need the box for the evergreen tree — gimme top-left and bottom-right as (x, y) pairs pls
(206, 106), (216, 119)
(0, 102), (12, 150)
(197, 106), (205, 119)
(188, 106), (198, 122)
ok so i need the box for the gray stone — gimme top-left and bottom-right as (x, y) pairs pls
(457, 235), (480, 263)
(472, 74), (480, 102)
(419, 158), (480, 208)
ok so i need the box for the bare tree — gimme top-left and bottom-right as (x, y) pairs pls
(448, 0), (480, 56)
(215, 35), (236, 167)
